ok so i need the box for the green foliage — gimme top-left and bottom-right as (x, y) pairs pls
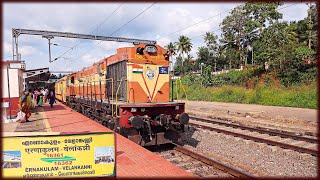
(201, 65), (213, 87)
(294, 46), (315, 60)
(165, 42), (177, 55)
(202, 69), (256, 87)
(196, 46), (209, 66)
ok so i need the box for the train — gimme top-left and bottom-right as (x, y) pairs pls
(55, 43), (189, 146)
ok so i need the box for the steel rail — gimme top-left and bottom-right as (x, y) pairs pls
(189, 116), (317, 144)
(189, 122), (318, 156)
(172, 143), (255, 178)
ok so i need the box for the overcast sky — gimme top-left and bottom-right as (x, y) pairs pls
(3, 2), (309, 72)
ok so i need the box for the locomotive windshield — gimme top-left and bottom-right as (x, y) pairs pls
(145, 45), (157, 54)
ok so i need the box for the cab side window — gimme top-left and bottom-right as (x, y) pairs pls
(71, 76), (75, 84)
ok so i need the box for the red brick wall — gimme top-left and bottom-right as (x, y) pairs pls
(1, 97), (20, 117)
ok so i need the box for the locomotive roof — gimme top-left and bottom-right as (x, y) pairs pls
(63, 43), (167, 78)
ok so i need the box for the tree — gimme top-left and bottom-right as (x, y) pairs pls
(174, 55), (183, 75)
(204, 32), (218, 47)
(165, 42), (177, 59)
(254, 22), (289, 69)
(306, 3), (318, 50)
(221, 5), (247, 66)
(183, 54), (195, 73)
(165, 42), (177, 74)
(221, 3), (283, 67)
(196, 46), (209, 69)
(204, 32), (219, 72)
(50, 74), (58, 79)
(176, 35), (193, 69)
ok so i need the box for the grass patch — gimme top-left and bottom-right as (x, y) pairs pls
(174, 82), (317, 109)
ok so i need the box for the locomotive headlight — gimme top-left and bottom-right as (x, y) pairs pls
(175, 106), (179, 110)
(141, 108), (146, 112)
(131, 108), (137, 112)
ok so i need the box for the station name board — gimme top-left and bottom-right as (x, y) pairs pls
(2, 132), (115, 178)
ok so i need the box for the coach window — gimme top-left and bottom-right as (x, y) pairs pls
(97, 64), (103, 76)
(71, 76), (75, 84)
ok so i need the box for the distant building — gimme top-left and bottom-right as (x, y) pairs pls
(1, 61), (52, 118)
(23, 67), (51, 90)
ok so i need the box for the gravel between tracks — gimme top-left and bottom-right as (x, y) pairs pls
(180, 127), (318, 177)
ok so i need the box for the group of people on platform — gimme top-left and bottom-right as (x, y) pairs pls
(17, 88), (56, 123)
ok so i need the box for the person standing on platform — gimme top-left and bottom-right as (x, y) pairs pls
(44, 88), (49, 103)
(28, 89), (33, 100)
(34, 89), (39, 103)
(18, 91), (32, 122)
(38, 93), (44, 107)
(36, 89), (41, 105)
(26, 90), (34, 109)
(48, 90), (56, 108)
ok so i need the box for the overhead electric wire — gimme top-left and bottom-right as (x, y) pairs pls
(110, 2), (157, 36)
(157, 8), (232, 41)
(66, 2), (157, 69)
(53, 3), (124, 63)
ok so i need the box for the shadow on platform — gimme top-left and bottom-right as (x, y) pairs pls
(41, 104), (67, 112)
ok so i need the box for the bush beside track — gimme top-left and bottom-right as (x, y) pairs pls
(171, 67), (317, 109)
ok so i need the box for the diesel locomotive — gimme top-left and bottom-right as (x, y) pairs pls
(55, 43), (189, 146)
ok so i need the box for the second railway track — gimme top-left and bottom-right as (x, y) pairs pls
(189, 116), (318, 156)
(151, 143), (255, 178)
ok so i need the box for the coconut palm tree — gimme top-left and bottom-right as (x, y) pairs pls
(176, 35), (193, 67)
(204, 32), (218, 47)
(165, 42), (177, 61)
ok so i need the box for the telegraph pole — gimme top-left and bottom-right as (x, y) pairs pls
(42, 36), (54, 63)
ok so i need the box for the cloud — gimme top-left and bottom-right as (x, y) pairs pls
(157, 36), (171, 47)
(81, 54), (100, 65)
(3, 42), (11, 55)
(20, 45), (39, 57)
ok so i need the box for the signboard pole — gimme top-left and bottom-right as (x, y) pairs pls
(6, 64), (12, 119)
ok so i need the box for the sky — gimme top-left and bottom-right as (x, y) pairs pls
(2, 2), (310, 72)
(3, 151), (21, 157)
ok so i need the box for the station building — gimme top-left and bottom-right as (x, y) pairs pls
(1, 61), (51, 118)
(1, 61), (25, 118)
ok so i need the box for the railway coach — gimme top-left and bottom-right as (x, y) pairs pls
(55, 43), (189, 146)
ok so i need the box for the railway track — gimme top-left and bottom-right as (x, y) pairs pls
(151, 143), (255, 178)
(189, 116), (318, 156)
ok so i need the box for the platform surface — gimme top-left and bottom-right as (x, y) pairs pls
(3, 102), (193, 178)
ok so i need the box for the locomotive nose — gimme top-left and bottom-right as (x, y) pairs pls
(178, 113), (189, 125)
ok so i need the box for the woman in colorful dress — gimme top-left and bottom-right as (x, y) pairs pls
(26, 90), (34, 109)
(18, 92), (32, 122)
(38, 93), (44, 107)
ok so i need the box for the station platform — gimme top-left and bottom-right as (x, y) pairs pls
(3, 102), (193, 178)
